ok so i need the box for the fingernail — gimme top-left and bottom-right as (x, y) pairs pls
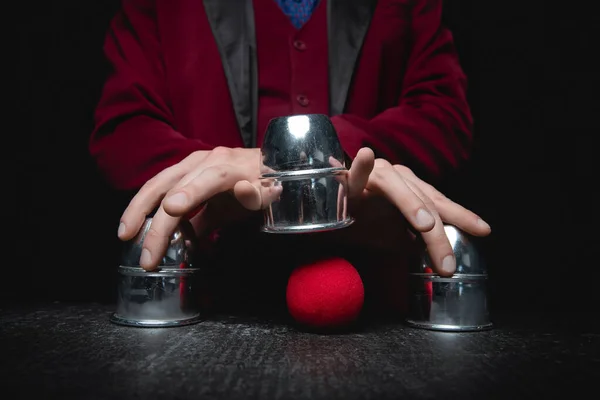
(442, 255), (456, 274)
(117, 222), (126, 237)
(140, 248), (152, 266)
(166, 192), (188, 208)
(477, 218), (491, 231)
(416, 208), (435, 228)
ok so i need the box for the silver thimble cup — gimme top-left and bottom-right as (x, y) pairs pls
(259, 114), (354, 234)
(406, 225), (492, 331)
(110, 218), (204, 327)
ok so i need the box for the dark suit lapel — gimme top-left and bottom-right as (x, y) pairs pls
(203, 0), (375, 141)
(328, 0), (377, 116)
(203, 0), (258, 147)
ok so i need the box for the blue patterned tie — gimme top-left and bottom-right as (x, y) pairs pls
(275, 0), (320, 29)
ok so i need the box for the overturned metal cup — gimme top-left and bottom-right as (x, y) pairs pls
(110, 218), (204, 327)
(259, 114), (353, 233)
(406, 225), (492, 332)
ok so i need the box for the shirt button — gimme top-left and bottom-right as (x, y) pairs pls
(296, 94), (310, 107)
(293, 40), (307, 51)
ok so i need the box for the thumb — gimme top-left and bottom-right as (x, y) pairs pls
(233, 179), (283, 211)
(347, 147), (375, 199)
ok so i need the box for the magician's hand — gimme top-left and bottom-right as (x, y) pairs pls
(116, 147), (281, 271)
(337, 148), (492, 276)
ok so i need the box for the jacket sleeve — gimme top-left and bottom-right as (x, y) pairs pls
(89, 0), (213, 191)
(331, 0), (473, 182)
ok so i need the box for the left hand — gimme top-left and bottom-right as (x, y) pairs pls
(337, 148), (491, 276)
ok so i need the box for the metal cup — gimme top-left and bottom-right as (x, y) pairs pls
(110, 218), (204, 327)
(259, 114), (353, 233)
(406, 225), (492, 331)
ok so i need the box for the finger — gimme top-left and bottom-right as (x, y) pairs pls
(233, 180), (260, 210)
(328, 156), (343, 168)
(118, 151), (217, 240)
(233, 179), (283, 211)
(347, 147), (375, 199)
(433, 198), (491, 237)
(118, 165), (185, 241)
(402, 179), (456, 276)
(367, 161), (436, 232)
(139, 205), (181, 271)
(394, 165), (492, 236)
(162, 164), (250, 217)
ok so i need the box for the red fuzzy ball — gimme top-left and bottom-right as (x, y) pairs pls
(286, 257), (364, 329)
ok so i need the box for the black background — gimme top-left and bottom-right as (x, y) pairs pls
(10, 1), (595, 313)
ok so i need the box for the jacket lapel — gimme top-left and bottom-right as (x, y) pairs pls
(203, 0), (258, 148)
(203, 0), (376, 143)
(328, 0), (377, 116)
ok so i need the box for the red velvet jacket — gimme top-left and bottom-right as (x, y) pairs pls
(90, 0), (473, 191)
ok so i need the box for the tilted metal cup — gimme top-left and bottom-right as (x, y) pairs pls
(259, 114), (354, 233)
(406, 225), (492, 331)
(110, 218), (204, 327)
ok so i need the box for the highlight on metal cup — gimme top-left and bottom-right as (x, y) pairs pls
(406, 225), (492, 332)
(259, 114), (354, 233)
(110, 218), (204, 327)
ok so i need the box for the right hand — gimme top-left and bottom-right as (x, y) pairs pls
(117, 147), (281, 271)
